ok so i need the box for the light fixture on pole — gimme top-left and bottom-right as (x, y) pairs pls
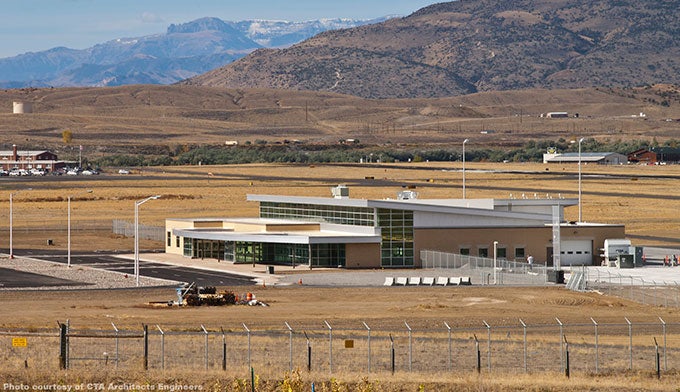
(462, 139), (469, 199)
(578, 137), (585, 223)
(68, 190), (93, 268)
(493, 241), (498, 285)
(135, 195), (161, 286)
(9, 188), (32, 259)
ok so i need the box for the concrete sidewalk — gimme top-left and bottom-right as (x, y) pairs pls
(122, 253), (445, 287)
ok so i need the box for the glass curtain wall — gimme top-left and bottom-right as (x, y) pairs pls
(260, 202), (374, 226)
(378, 208), (414, 267)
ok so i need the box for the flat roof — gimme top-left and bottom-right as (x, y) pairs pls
(248, 194), (578, 221)
(173, 227), (381, 244)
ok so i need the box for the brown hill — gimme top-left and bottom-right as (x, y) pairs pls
(184, 0), (680, 99)
(1, 84), (680, 157)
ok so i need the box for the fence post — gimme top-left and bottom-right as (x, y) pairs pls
(473, 334), (480, 374)
(363, 322), (371, 373)
(303, 331), (311, 372)
(654, 337), (660, 379)
(58, 322), (67, 370)
(143, 324), (148, 370)
(405, 321), (412, 372)
(556, 317), (563, 371)
(444, 322), (452, 371)
(389, 334), (395, 375)
(112, 323), (120, 368)
(324, 320), (333, 374)
(285, 322), (293, 373)
(659, 317), (667, 371)
(221, 327), (226, 371)
(591, 318), (598, 374)
(625, 317), (632, 370)
(66, 319), (70, 369)
(483, 321), (491, 371)
(564, 336), (570, 378)
(519, 319), (527, 373)
(156, 324), (165, 370)
(201, 325), (209, 370)
(243, 323), (251, 369)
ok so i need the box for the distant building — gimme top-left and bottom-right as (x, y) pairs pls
(12, 101), (33, 114)
(650, 147), (680, 163)
(628, 149), (657, 164)
(0, 145), (65, 172)
(543, 152), (628, 165)
(542, 112), (569, 118)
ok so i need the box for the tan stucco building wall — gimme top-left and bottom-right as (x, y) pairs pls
(414, 224), (625, 267)
(346, 243), (381, 268)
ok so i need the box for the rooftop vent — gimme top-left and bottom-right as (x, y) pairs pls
(397, 190), (418, 200)
(331, 185), (349, 199)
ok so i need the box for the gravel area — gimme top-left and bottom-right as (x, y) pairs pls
(0, 256), (180, 290)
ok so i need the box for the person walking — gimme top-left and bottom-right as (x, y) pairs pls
(527, 254), (534, 271)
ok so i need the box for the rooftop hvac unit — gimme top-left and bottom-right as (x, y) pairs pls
(397, 190), (418, 200)
(331, 185), (349, 199)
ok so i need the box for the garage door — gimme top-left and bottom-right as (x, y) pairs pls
(560, 240), (593, 266)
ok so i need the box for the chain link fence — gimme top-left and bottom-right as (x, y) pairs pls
(572, 266), (680, 308)
(3, 319), (678, 376)
(112, 219), (164, 241)
(420, 250), (549, 286)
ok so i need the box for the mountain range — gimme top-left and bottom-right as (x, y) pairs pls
(184, 0), (680, 99)
(0, 16), (390, 88)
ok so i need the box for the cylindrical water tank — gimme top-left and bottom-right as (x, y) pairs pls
(13, 101), (33, 114)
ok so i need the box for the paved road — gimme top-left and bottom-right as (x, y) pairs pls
(0, 267), (89, 288)
(12, 250), (256, 287)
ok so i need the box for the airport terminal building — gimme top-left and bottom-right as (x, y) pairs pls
(165, 187), (625, 269)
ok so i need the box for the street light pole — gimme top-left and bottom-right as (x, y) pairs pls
(135, 195), (161, 286)
(578, 137), (585, 223)
(9, 193), (14, 259)
(463, 139), (469, 199)
(68, 190), (93, 268)
(493, 240), (498, 285)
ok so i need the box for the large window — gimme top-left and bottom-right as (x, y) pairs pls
(260, 202), (374, 226)
(310, 244), (346, 267)
(378, 208), (414, 267)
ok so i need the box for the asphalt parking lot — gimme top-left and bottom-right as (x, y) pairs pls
(0, 267), (89, 288)
(9, 250), (257, 287)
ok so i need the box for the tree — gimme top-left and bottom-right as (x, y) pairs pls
(62, 129), (73, 144)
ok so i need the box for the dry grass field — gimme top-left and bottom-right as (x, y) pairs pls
(1, 85), (680, 155)
(2, 162), (680, 390)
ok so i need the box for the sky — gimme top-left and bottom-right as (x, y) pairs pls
(0, 0), (437, 58)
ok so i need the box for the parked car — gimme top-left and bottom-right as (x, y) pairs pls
(118, 169), (130, 174)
